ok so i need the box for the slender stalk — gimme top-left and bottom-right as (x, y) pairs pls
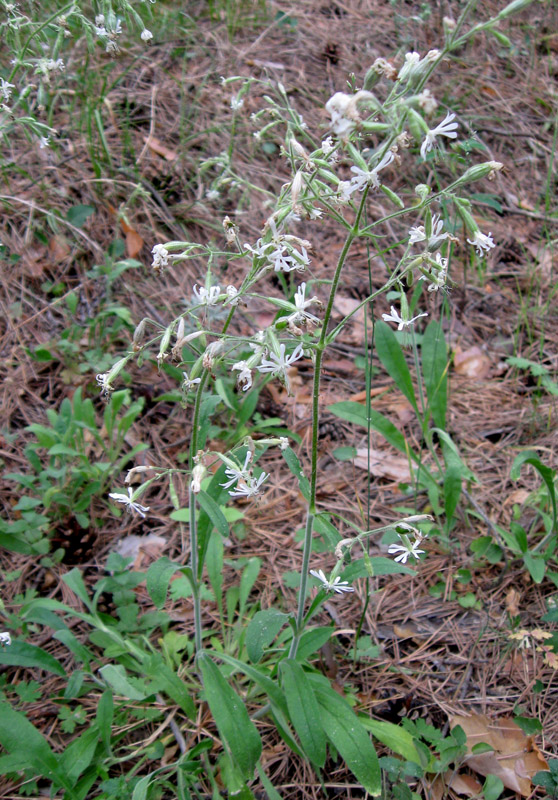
(288, 190), (369, 659)
(189, 485), (203, 654)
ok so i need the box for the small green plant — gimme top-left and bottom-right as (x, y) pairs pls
(1, 388), (146, 555)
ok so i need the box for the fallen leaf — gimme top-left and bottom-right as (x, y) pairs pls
(453, 346), (491, 379)
(48, 235), (71, 262)
(503, 488), (530, 508)
(445, 773), (482, 796)
(449, 713), (547, 796)
(120, 218), (144, 258)
(144, 134), (178, 161)
(113, 534), (167, 570)
(353, 447), (411, 483)
(505, 588), (521, 616)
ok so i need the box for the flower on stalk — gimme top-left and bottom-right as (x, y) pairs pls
(348, 149), (395, 193)
(257, 343), (304, 382)
(421, 252), (449, 293)
(387, 539), (425, 564)
(467, 230), (495, 256)
(190, 463), (206, 494)
(420, 112), (459, 160)
(228, 471), (269, 499)
(182, 371), (201, 391)
(287, 282), (321, 329)
(225, 285), (239, 305)
(230, 94), (244, 111)
(232, 360), (253, 392)
(417, 88), (437, 115)
(220, 451), (253, 490)
(325, 90), (375, 139)
(39, 136), (50, 149)
(409, 214), (448, 248)
(382, 305), (428, 330)
(1, 78), (15, 102)
(96, 372), (113, 397)
(193, 284), (221, 305)
(309, 569), (355, 594)
(108, 487), (150, 518)
(151, 244), (169, 271)
(0, 632), (11, 647)
(244, 217), (311, 274)
(140, 29), (153, 42)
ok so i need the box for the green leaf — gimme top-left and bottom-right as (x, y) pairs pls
(96, 689), (113, 753)
(132, 773), (152, 800)
(483, 773), (504, 800)
(281, 447), (310, 501)
(240, 557), (261, 615)
(197, 490), (229, 539)
(0, 702), (77, 797)
(359, 718), (420, 763)
(0, 641), (65, 676)
(280, 660), (326, 768)
(99, 664), (151, 700)
(214, 652), (288, 717)
(58, 725), (99, 783)
(374, 321), (417, 412)
(146, 557), (182, 608)
(256, 763), (284, 800)
(511, 452), (557, 533)
(66, 204), (95, 228)
(421, 321), (447, 429)
(443, 464), (462, 527)
(142, 655), (195, 718)
(246, 609), (289, 663)
(296, 627), (333, 661)
(313, 684), (381, 795)
(198, 652), (262, 780)
(62, 568), (93, 610)
(523, 552), (546, 583)
(469, 192), (503, 213)
(342, 556), (415, 579)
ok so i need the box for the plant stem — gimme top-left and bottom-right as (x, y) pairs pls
(189, 485), (203, 654)
(288, 190), (369, 659)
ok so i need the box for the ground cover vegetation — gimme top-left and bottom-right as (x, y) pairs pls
(0, 0), (557, 797)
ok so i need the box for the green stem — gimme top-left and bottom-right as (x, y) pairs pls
(189, 486), (203, 654)
(288, 190), (369, 659)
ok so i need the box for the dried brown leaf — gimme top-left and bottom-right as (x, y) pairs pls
(143, 134), (178, 161)
(353, 447), (411, 483)
(453, 346), (491, 379)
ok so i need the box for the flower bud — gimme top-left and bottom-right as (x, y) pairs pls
(455, 161), (504, 186)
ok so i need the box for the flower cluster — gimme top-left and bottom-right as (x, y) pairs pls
(220, 451), (269, 499)
(387, 523), (427, 564)
(245, 217), (311, 273)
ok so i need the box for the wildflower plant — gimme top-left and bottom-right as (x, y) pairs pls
(0, 0), (541, 796)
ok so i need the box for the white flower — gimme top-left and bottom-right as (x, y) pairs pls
(206, 189), (220, 201)
(220, 451), (252, 489)
(232, 360), (253, 392)
(421, 252), (449, 293)
(96, 372), (113, 396)
(95, 14), (105, 26)
(398, 51), (421, 81)
(228, 471), (269, 498)
(418, 88), (437, 115)
(141, 29), (153, 42)
(325, 90), (374, 138)
(190, 464), (206, 494)
(39, 136), (50, 149)
(467, 230), (495, 256)
(408, 214), (448, 248)
(309, 569), (355, 594)
(230, 94), (244, 111)
(108, 487), (150, 518)
(225, 285), (239, 305)
(257, 343), (304, 376)
(151, 244), (169, 269)
(1, 78), (15, 102)
(193, 284), (221, 305)
(420, 112), (459, 160)
(287, 282), (320, 326)
(382, 305), (428, 330)
(182, 371), (201, 391)
(279, 437), (289, 450)
(349, 149), (395, 192)
(0, 632), (11, 647)
(387, 539), (425, 563)
(321, 136), (334, 155)
(95, 24), (108, 35)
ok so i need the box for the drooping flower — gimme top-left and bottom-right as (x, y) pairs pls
(96, 372), (113, 397)
(387, 539), (425, 563)
(0, 78), (15, 102)
(232, 360), (253, 392)
(151, 244), (169, 270)
(421, 252), (449, 292)
(140, 29), (153, 42)
(108, 487), (150, 518)
(0, 632), (11, 647)
(408, 213), (448, 248)
(193, 284), (221, 305)
(325, 90), (375, 138)
(287, 283), (321, 328)
(309, 569), (355, 594)
(420, 112), (459, 160)
(348, 149), (395, 193)
(220, 451), (253, 490)
(228, 471), (269, 499)
(382, 306), (428, 330)
(257, 344), (304, 377)
(182, 371), (201, 391)
(467, 230), (495, 256)
(230, 94), (244, 111)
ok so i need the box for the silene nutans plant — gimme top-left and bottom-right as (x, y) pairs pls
(1, 0), (549, 798)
